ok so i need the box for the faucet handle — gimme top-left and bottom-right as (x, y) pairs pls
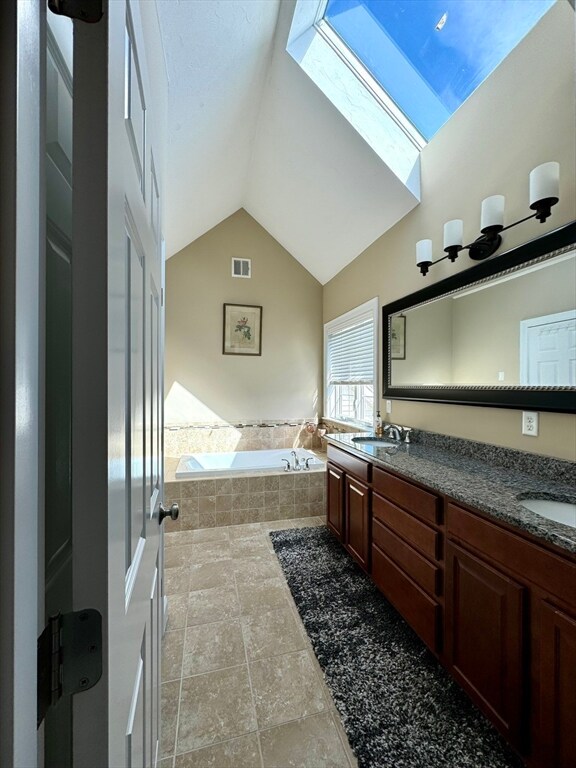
(403, 428), (412, 444)
(281, 458), (291, 472)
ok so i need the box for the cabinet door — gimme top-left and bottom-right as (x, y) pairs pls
(326, 463), (344, 541)
(535, 601), (576, 768)
(345, 476), (370, 571)
(446, 541), (527, 749)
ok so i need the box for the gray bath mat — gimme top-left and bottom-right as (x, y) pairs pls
(269, 526), (524, 768)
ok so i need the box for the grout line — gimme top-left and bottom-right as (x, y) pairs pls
(234, 566), (265, 768)
(178, 660), (248, 683)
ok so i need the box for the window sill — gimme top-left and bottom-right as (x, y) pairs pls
(322, 417), (372, 432)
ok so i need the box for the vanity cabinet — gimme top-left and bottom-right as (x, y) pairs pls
(371, 467), (443, 655)
(326, 445), (371, 571)
(324, 440), (576, 768)
(446, 501), (576, 767)
(445, 540), (527, 749)
(535, 601), (576, 768)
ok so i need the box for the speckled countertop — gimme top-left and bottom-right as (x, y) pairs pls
(326, 432), (576, 556)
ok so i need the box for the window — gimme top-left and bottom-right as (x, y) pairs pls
(322, 0), (554, 141)
(324, 298), (378, 427)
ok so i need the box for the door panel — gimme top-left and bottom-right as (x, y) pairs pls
(0, 3), (42, 765)
(446, 542), (526, 748)
(71, 1), (164, 764)
(326, 464), (344, 540)
(44, 14), (74, 766)
(536, 601), (576, 768)
(126, 649), (146, 767)
(344, 477), (370, 570)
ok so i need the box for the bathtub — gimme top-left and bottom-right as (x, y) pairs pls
(175, 447), (324, 479)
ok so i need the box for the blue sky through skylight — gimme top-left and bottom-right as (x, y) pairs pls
(324, 0), (555, 140)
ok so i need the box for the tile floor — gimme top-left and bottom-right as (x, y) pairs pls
(160, 518), (358, 768)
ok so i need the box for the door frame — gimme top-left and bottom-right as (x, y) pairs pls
(519, 309), (576, 385)
(0, 2), (44, 766)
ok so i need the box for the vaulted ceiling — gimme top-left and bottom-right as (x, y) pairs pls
(156, 0), (419, 284)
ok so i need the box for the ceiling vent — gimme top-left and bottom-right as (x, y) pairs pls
(232, 258), (251, 278)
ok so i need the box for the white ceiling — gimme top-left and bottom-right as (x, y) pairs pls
(156, 0), (418, 284)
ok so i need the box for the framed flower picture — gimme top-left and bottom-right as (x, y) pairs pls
(222, 303), (262, 356)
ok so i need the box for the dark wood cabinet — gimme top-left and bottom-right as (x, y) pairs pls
(371, 478), (443, 655)
(533, 600), (576, 768)
(447, 500), (576, 767)
(326, 446), (371, 570)
(344, 475), (370, 570)
(325, 441), (576, 767)
(446, 540), (527, 749)
(326, 463), (344, 540)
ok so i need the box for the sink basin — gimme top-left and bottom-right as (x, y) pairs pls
(518, 498), (576, 527)
(352, 437), (398, 449)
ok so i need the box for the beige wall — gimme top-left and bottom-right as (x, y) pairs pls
(451, 257), (576, 384)
(323, 1), (576, 461)
(165, 209), (323, 425)
(392, 299), (453, 385)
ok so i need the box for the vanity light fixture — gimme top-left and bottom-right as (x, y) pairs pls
(416, 162), (560, 276)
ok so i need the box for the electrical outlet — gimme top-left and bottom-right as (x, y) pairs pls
(522, 411), (539, 437)
(386, 400), (392, 413)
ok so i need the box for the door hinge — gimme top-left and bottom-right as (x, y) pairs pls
(37, 609), (102, 728)
(48, 0), (103, 23)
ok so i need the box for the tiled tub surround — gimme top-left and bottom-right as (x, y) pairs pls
(326, 430), (576, 554)
(160, 519), (357, 768)
(163, 471), (326, 532)
(165, 420), (325, 459)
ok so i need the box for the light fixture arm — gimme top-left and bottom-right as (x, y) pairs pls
(416, 162), (559, 276)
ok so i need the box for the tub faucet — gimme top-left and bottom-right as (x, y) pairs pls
(281, 458), (291, 472)
(290, 450), (301, 471)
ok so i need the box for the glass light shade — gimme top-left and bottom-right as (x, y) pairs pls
(416, 239), (433, 265)
(481, 195), (505, 231)
(444, 219), (463, 249)
(530, 161), (559, 205)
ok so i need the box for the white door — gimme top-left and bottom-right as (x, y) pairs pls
(0, 3), (43, 766)
(520, 310), (576, 386)
(71, 1), (166, 766)
(1, 3), (166, 765)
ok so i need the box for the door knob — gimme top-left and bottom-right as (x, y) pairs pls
(159, 502), (179, 525)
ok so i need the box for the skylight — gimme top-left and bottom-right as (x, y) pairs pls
(322, 0), (555, 141)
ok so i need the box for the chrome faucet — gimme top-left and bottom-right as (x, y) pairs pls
(290, 450), (301, 471)
(384, 424), (402, 441)
(281, 458), (291, 472)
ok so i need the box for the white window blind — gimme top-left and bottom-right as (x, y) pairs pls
(327, 318), (374, 385)
(324, 298), (378, 427)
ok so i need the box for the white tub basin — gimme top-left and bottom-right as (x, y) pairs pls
(518, 498), (576, 527)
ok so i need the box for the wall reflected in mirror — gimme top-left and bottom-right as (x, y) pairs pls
(390, 249), (576, 388)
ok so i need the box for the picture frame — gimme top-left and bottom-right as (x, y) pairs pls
(390, 314), (406, 360)
(222, 303), (262, 356)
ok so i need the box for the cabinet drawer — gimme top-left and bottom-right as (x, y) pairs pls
(447, 502), (576, 608)
(372, 544), (441, 653)
(327, 445), (371, 483)
(373, 466), (440, 525)
(373, 492), (441, 561)
(372, 518), (442, 597)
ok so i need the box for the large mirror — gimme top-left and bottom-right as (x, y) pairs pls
(382, 222), (576, 413)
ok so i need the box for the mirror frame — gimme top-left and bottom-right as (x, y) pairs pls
(382, 221), (576, 413)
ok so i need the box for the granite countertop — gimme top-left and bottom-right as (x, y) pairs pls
(326, 432), (576, 556)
